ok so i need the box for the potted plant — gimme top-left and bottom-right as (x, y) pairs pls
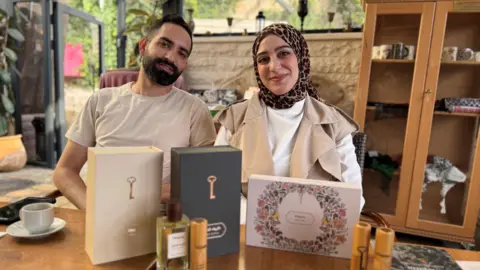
(0, 7), (27, 172)
(123, 0), (166, 67)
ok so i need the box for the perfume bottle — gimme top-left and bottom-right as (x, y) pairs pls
(157, 200), (190, 270)
(372, 227), (395, 270)
(190, 218), (207, 270)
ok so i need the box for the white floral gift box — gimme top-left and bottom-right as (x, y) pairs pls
(245, 174), (362, 259)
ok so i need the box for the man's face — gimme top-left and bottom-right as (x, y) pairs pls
(141, 23), (191, 86)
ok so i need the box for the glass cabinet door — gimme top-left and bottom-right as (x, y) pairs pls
(407, 2), (480, 239)
(354, 2), (435, 227)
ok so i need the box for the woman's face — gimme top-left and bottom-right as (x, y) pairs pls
(256, 35), (299, 96)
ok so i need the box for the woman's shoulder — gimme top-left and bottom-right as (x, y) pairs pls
(308, 97), (360, 139)
(213, 98), (251, 133)
(309, 97), (354, 122)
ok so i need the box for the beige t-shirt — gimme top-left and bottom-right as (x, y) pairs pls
(66, 82), (217, 184)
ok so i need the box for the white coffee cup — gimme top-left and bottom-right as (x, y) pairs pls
(442, 46), (458, 61)
(379, 44), (392, 59)
(405, 45), (416, 60)
(372, 46), (381, 59)
(458, 48), (474, 61)
(20, 203), (54, 234)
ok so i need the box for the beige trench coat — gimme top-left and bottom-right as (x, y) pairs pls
(213, 94), (359, 194)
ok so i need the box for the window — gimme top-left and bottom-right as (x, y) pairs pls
(183, 0), (364, 34)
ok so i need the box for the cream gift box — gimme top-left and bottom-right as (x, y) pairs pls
(245, 174), (361, 259)
(85, 146), (164, 265)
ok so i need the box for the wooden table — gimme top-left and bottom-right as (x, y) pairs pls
(1, 204), (479, 270)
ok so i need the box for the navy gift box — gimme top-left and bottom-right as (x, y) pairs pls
(170, 146), (242, 258)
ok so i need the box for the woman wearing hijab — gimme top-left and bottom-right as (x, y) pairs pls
(214, 24), (364, 210)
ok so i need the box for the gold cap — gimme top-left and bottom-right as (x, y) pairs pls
(190, 218), (208, 247)
(375, 227), (395, 256)
(351, 222), (372, 254)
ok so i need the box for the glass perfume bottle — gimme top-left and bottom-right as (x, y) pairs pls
(157, 200), (190, 270)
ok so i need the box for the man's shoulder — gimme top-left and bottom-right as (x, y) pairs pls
(94, 83), (130, 98)
(91, 84), (129, 103)
(172, 87), (206, 107)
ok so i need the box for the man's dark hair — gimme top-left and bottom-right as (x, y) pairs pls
(146, 14), (193, 54)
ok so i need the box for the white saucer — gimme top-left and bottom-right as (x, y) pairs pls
(6, 218), (66, 239)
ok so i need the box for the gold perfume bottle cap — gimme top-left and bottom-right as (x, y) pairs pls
(350, 222), (372, 270)
(190, 218), (208, 247)
(375, 227), (395, 256)
(190, 218), (208, 270)
(352, 222), (372, 253)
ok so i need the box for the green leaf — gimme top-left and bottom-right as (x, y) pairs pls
(0, 115), (8, 136)
(1, 92), (14, 114)
(0, 9), (7, 18)
(146, 15), (160, 27)
(15, 8), (30, 23)
(141, 24), (151, 35)
(0, 71), (10, 84)
(3, 47), (17, 62)
(9, 65), (20, 78)
(124, 23), (145, 34)
(127, 8), (151, 17)
(7, 28), (25, 42)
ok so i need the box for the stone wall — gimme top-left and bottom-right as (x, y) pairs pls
(184, 32), (362, 115)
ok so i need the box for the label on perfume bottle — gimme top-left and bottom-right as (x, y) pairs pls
(167, 232), (186, 259)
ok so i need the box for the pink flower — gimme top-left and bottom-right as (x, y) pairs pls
(258, 200), (265, 207)
(255, 225), (264, 232)
(338, 209), (346, 217)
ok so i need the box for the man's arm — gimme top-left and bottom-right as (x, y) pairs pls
(53, 140), (88, 210)
(53, 92), (97, 210)
(190, 102), (217, 147)
(161, 184), (170, 203)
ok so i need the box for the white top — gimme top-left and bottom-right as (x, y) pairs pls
(266, 99), (305, 176)
(214, 99), (365, 211)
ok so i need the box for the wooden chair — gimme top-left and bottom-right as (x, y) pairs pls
(98, 68), (185, 89)
(353, 132), (391, 228)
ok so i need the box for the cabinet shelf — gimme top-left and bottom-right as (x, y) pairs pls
(434, 111), (480, 117)
(364, 168), (401, 176)
(367, 106), (480, 118)
(372, 60), (480, 66)
(441, 61), (480, 66)
(372, 59), (415, 64)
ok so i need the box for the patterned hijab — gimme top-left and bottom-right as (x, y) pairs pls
(252, 23), (319, 109)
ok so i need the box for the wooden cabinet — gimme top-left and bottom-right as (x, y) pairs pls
(355, 0), (480, 243)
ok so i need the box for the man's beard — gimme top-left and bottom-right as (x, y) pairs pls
(142, 56), (181, 86)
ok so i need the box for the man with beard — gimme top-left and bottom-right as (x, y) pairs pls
(53, 15), (216, 210)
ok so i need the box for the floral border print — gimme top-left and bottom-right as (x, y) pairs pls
(253, 181), (349, 255)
